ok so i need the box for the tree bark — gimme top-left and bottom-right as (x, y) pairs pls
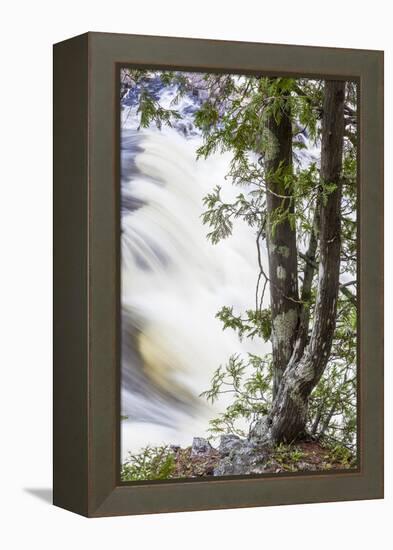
(265, 95), (300, 398)
(292, 198), (320, 364)
(268, 80), (345, 443)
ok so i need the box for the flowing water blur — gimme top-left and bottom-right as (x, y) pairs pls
(120, 119), (271, 459)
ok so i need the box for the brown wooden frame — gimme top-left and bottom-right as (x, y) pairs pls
(53, 32), (384, 517)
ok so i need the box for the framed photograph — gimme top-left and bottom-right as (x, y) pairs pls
(53, 32), (383, 517)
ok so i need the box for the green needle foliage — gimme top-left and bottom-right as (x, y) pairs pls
(200, 353), (273, 437)
(216, 306), (271, 341)
(121, 69), (358, 454)
(121, 445), (176, 481)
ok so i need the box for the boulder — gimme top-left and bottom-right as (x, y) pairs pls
(214, 439), (271, 476)
(191, 437), (213, 457)
(218, 434), (242, 456)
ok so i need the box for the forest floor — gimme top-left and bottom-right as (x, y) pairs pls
(170, 439), (356, 478)
(121, 436), (356, 482)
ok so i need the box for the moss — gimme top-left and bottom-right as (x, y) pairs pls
(277, 245), (290, 258)
(272, 308), (298, 358)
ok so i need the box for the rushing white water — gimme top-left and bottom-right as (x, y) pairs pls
(120, 118), (271, 459)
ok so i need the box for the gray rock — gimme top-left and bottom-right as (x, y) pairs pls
(191, 437), (213, 457)
(297, 461), (317, 471)
(249, 416), (272, 444)
(214, 439), (270, 476)
(213, 457), (235, 477)
(218, 434), (242, 456)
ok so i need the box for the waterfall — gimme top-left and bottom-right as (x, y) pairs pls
(120, 121), (271, 458)
(119, 73), (357, 461)
(119, 75), (325, 459)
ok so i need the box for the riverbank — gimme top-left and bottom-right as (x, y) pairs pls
(121, 434), (356, 481)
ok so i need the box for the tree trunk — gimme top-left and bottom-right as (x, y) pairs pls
(265, 95), (299, 398)
(268, 80), (345, 443)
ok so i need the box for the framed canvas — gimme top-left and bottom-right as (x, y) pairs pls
(53, 32), (384, 517)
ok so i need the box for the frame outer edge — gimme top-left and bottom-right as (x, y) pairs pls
(53, 33), (90, 517)
(359, 50), (384, 499)
(82, 33), (384, 516)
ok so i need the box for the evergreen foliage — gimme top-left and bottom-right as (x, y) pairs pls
(121, 445), (175, 481)
(120, 68), (358, 455)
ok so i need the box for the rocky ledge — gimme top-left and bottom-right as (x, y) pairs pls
(170, 434), (355, 478)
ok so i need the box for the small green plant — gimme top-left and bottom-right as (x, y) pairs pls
(327, 444), (354, 467)
(289, 448), (305, 462)
(273, 443), (305, 470)
(200, 353), (273, 437)
(121, 445), (175, 481)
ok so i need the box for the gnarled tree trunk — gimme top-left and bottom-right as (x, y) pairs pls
(268, 80), (345, 443)
(265, 95), (299, 398)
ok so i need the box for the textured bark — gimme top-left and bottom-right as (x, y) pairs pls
(292, 199), (321, 364)
(265, 96), (300, 398)
(268, 80), (345, 443)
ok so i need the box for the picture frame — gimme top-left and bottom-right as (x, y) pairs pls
(53, 32), (383, 517)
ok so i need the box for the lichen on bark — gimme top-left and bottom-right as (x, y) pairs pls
(272, 308), (299, 360)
